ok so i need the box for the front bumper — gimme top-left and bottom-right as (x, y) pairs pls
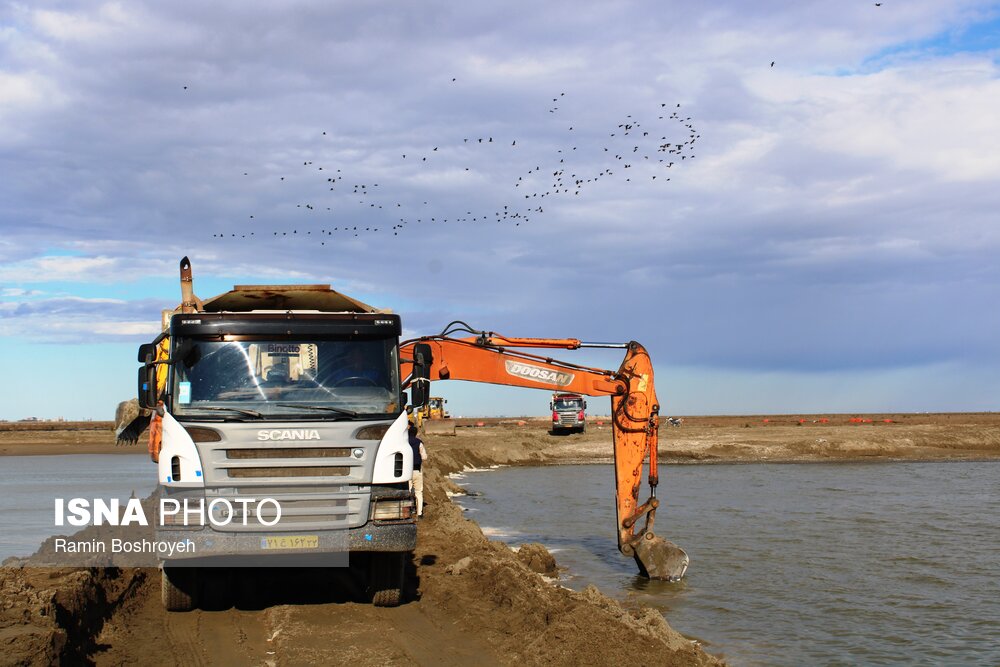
(156, 486), (417, 564)
(156, 520), (416, 565)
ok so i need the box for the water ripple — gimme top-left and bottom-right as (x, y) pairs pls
(458, 461), (1000, 667)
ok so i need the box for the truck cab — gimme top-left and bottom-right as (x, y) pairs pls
(550, 392), (587, 434)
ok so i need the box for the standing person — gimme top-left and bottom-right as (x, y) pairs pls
(408, 422), (428, 518)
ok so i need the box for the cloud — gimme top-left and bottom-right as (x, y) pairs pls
(0, 287), (43, 297)
(0, 256), (123, 283)
(31, 4), (135, 44)
(0, 295), (164, 342)
(2, 0), (999, 411)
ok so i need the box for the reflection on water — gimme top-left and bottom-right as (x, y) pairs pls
(0, 455), (156, 561)
(454, 462), (1000, 666)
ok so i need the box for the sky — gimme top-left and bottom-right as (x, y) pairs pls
(1, 0), (999, 420)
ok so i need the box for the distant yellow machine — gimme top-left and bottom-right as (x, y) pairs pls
(412, 397), (449, 427)
(411, 397), (457, 435)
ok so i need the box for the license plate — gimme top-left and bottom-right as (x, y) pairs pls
(260, 535), (319, 550)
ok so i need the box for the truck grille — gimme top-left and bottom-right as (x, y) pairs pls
(201, 488), (364, 532)
(243, 497), (350, 524)
(226, 448), (351, 459)
(203, 442), (365, 483)
(227, 466), (350, 478)
(555, 411), (581, 424)
(223, 447), (352, 478)
(196, 439), (372, 530)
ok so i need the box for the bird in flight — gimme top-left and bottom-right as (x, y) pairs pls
(770, 61), (775, 67)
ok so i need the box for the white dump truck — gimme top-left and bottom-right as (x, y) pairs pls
(132, 258), (415, 610)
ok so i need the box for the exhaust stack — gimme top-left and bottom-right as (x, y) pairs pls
(179, 256), (202, 314)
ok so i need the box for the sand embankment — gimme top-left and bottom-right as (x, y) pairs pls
(0, 421), (729, 666)
(1, 482), (717, 666)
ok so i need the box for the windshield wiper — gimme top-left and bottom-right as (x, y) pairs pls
(186, 405), (264, 418)
(275, 403), (359, 417)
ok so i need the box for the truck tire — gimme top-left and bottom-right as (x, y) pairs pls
(162, 566), (198, 612)
(370, 553), (406, 607)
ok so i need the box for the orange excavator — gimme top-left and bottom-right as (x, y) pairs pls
(400, 322), (689, 581)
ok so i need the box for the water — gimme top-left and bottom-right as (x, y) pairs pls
(0, 455), (156, 561)
(453, 462), (1000, 666)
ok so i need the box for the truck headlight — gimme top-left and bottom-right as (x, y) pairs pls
(371, 498), (415, 521)
(355, 424), (390, 440)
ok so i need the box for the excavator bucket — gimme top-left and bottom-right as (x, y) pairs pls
(632, 533), (689, 582)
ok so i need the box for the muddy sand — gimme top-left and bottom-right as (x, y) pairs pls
(1, 413), (997, 665)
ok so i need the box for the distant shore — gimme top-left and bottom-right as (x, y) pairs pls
(0, 421), (137, 456)
(4, 413), (997, 462)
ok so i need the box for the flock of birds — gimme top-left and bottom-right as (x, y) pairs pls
(195, 0), (897, 243)
(211, 86), (700, 242)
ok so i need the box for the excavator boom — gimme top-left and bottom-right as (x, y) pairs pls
(400, 326), (688, 581)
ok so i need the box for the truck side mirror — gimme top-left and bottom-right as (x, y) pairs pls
(410, 343), (432, 407)
(137, 343), (159, 409)
(137, 365), (158, 409)
(137, 343), (155, 363)
(584, 401), (588, 409)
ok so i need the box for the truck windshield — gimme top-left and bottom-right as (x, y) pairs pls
(171, 338), (401, 419)
(554, 399), (583, 410)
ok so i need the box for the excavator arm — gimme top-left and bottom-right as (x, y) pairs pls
(399, 323), (689, 581)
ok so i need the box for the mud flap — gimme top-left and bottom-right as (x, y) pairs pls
(633, 533), (689, 582)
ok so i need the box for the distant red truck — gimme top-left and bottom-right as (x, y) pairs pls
(550, 392), (587, 434)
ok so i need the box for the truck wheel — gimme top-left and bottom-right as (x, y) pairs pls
(370, 553), (406, 607)
(162, 566), (198, 612)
